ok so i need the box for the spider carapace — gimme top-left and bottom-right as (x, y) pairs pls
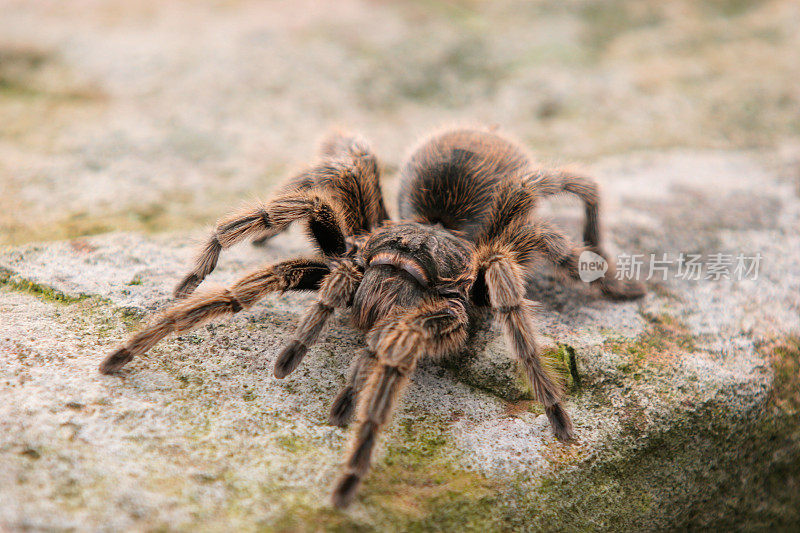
(100, 127), (645, 508)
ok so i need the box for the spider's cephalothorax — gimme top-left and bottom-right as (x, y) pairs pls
(100, 127), (645, 508)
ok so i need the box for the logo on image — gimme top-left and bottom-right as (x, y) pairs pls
(578, 250), (608, 282)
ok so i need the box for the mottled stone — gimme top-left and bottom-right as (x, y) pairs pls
(2, 148), (799, 530)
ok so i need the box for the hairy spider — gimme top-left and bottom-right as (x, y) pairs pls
(100, 127), (645, 508)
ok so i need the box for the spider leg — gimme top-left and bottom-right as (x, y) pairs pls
(328, 348), (378, 427)
(273, 259), (363, 378)
(473, 248), (575, 441)
(257, 131), (389, 246)
(522, 220), (646, 300)
(100, 258), (329, 374)
(477, 180), (644, 300)
(331, 298), (469, 509)
(251, 170), (317, 246)
(471, 183), (574, 438)
(176, 133), (388, 299)
(312, 135), (390, 234)
(174, 191), (347, 298)
(524, 169), (602, 248)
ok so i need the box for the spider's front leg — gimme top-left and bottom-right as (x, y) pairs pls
(328, 348), (377, 427)
(174, 191), (347, 298)
(331, 298), (469, 509)
(474, 247), (575, 441)
(99, 258), (329, 374)
(272, 258), (363, 378)
(176, 133), (387, 299)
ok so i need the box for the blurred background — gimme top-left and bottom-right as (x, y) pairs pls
(1, 0), (798, 245)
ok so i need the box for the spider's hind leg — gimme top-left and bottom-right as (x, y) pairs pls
(520, 219), (646, 300)
(522, 170), (646, 299)
(251, 172), (316, 247)
(176, 133), (388, 298)
(253, 132), (368, 247)
(524, 168), (602, 248)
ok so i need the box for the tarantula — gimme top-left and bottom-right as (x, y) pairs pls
(100, 127), (645, 508)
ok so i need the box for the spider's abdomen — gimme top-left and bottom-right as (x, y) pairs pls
(398, 128), (532, 240)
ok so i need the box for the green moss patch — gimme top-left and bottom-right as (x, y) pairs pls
(544, 343), (582, 393)
(0, 268), (88, 304)
(359, 418), (497, 524)
(269, 417), (505, 532)
(762, 335), (800, 416)
(605, 313), (696, 376)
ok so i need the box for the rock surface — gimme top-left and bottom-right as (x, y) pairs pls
(2, 0), (800, 530)
(2, 150), (799, 531)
